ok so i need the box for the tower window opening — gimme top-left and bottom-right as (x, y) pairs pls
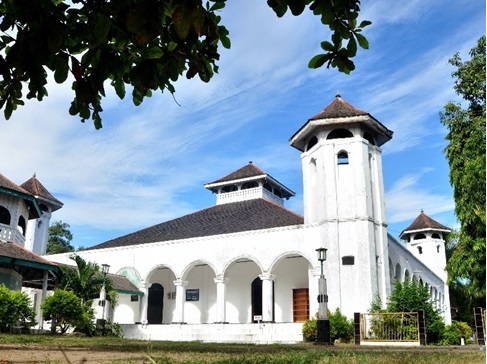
(263, 183), (272, 192)
(327, 128), (353, 139)
(242, 181), (258, 190)
(306, 136), (318, 151)
(274, 189), (282, 198)
(17, 215), (26, 236)
(0, 206), (11, 225)
(432, 233), (440, 239)
(221, 185), (238, 193)
(413, 233), (426, 240)
(437, 245), (440, 253)
(418, 246), (423, 254)
(337, 151), (349, 165)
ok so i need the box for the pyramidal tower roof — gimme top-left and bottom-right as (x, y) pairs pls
(289, 94), (393, 151)
(400, 210), (451, 238)
(20, 174), (63, 211)
(0, 173), (42, 219)
(204, 162), (295, 205)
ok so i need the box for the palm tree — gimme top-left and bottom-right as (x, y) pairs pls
(60, 254), (117, 308)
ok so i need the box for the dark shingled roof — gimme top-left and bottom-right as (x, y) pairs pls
(0, 242), (60, 289)
(206, 162), (266, 185)
(20, 175), (63, 207)
(0, 173), (31, 195)
(309, 95), (368, 120)
(400, 211), (451, 238)
(0, 242), (58, 268)
(88, 198), (304, 251)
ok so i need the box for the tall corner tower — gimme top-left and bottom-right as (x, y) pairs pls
(289, 94), (394, 316)
(20, 175), (63, 255)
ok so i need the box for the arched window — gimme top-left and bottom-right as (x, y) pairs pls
(404, 269), (410, 281)
(306, 136), (318, 151)
(413, 233), (426, 240)
(437, 245), (441, 253)
(432, 233), (441, 239)
(337, 151), (349, 165)
(0, 206), (10, 225)
(40, 204), (49, 212)
(418, 246), (423, 254)
(222, 185), (237, 193)
(274, 189), (282, 198)
(263, 183), (272, 192)
(242, 181), (258, 190)
(17, 216), (26, 236)
(363, 132), (375, 145)
(327, 129), (353, 139)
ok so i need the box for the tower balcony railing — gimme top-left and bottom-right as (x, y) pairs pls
(0, 223), (25, 246)
(216, 187), (283, 205)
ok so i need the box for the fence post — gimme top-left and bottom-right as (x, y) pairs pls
(417, 310), (426, 346)
(474, 307), (485, 345)
(354, 312), (361, 345)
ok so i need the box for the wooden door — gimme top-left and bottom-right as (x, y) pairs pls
(293, 288), (309, 322)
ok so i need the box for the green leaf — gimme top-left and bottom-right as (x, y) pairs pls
(356, 33), (369, 49)
(94, 14), (111, 43)
(308, 54), (330, 69)
(320, 41), (334, 52)
(54, 54), (69, 83)
(358, 20), (372, 28)
(145, 46), (164, 59)
(347, 37), (357, 57)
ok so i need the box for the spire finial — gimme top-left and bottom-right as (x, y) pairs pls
(33, 172), (36, 178)
(420, 208), (424, 213)
(336, 90), (341, 98)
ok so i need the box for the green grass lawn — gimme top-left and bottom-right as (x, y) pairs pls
(0, 334), (485, 364)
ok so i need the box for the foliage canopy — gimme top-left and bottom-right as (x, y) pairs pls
(441, 36), (486, 303)
(0, 285), (36, 333)
(0, 0), (370, 128)
(46, 220), (75, 255)
(41, 289), (84, 334)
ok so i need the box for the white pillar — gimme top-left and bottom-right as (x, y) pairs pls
(173, 279), (188, 324)
(259, 273), (275, 322)
(38, 270), (49, 329)
(139, 281), (149, 324)
(214, 276), (228, 323)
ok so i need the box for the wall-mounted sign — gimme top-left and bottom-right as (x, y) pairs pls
(186, 289), (199, 301)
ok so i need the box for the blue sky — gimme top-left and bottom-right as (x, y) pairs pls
(1, 0), (484, 250)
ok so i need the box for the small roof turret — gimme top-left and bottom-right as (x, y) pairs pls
(0, 173), (41, 219)
(20, 174), (63, 212)
(400, 210), (451, 239)
(204, 162), (295, 205)
(289, 95), (393, 151)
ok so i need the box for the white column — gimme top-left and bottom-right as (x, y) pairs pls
(139, 281), (149, 324)
(259, 273), (275, 322)
(173, 279), (188, 324)
(214, 276), (228, 323)
(38, 271), (48, 329)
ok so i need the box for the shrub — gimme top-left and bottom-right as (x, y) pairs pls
(41, 289), (84, 334)
(0, 284), (36, 333)
(441, 321), (473, 345)
(329, 308), (354, 342)
(302, 309), (354, 343)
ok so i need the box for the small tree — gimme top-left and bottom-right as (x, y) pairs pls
(442, 321), (473, 345)
(386, 280), (445, 344)
(46, 221), (74, 255)
(41, 289), (84, 334)
(0, 285), (36, 333)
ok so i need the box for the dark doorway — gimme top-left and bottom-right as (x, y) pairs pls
(251, 277), (275, 322)
(147, 283), (164, 324)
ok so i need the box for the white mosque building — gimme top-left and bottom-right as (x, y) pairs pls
(1, 95), (451, 343)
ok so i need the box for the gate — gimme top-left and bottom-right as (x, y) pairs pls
(355, 311), (424, 346)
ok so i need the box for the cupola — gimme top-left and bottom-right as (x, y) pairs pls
(204, 162), (295, 206)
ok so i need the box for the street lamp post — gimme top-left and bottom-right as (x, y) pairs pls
(100, 263), (110, 320)
(98, 263), (110, 335)
(316, 248), (332, 345)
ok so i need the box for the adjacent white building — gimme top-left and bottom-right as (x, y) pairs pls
(1, 95), (452, 342)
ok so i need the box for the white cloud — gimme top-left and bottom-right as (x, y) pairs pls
(386, 169), (455, 224)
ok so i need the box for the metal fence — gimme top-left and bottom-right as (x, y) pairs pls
(360, 312), (419, 344)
